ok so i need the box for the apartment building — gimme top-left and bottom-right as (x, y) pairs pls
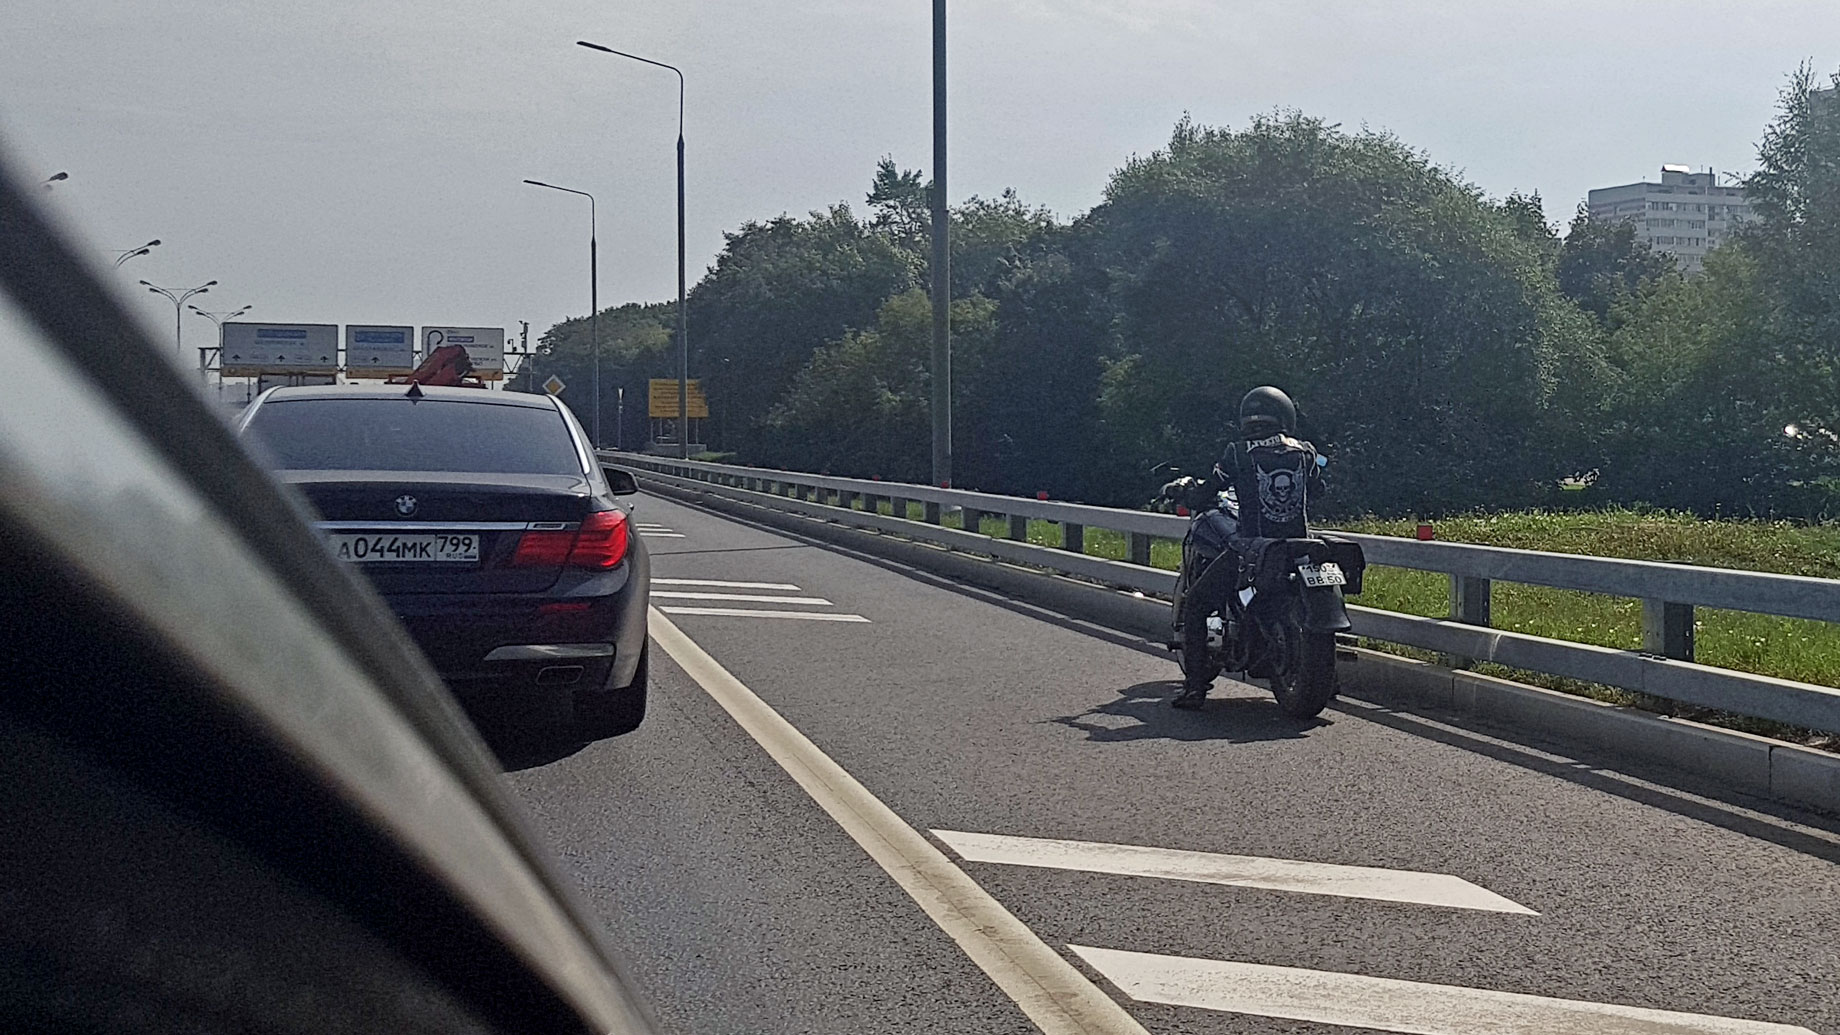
(1585, 166), (1751, 273)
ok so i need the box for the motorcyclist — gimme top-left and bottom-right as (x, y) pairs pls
(1165, 386), (1325, 709)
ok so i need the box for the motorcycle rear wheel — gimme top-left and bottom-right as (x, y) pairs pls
(1271, 630), (1337, 719)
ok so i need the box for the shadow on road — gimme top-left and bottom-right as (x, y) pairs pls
(1047, 679), (1328, 744)
(479, 724), (593, 772)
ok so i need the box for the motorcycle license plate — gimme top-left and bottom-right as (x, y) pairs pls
(1296, 560), (1346, 587)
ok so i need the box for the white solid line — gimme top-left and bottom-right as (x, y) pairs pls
(934, 830), (1536, 915)
(653, 591), (835, 606)
(1068, 946), (1815, 1035)
(658, 607), (869, 623)
(654, 578), (802, 591)
(648, 611), (1150, 1035)
(640, 532), (687, 538)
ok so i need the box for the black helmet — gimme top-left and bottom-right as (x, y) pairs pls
(1239, 386), (1296, 439)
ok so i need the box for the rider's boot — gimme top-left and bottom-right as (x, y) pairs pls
(1170, 685), (1208, 709)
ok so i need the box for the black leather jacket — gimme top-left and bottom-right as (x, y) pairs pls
(1212, 433), (1324, 540)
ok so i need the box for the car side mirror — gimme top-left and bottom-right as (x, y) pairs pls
(603, 465), (640, 496)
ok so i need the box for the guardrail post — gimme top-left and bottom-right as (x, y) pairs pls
(839, 490), (857, 511)
(961, 507), (981, 534)
(1062, 522), (1085, 554)
(1129, 532), (1152, 567)
(1643, 600), (1695, 661)
(1008, 514), (1029, 541)
(1447, 575), (1491, 669)
(924, 501), (942, 524)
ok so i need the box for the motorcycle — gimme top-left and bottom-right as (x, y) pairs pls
(1156, 472), (1367, 719)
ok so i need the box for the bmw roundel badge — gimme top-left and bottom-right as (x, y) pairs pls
(394, 494), (418, 517)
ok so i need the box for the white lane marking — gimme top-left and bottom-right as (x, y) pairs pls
(658, 607), (869, 623)
(649, 612), (1150, 1035)
(653, 591), (835, 606)
(640, 532), (686, 538)
(934, 830), (1535, 915)
(1068, 946), (1815, 1035)
(655, 578), (803, 591)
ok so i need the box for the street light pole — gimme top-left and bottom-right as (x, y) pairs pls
(524, 179), (600, 445)
(577, 39), (690, 459)
(141, 279), (216, 373)
(189, 303), (252, 388)
(930, 0), (952, 488)
(113, 238), (162, 268)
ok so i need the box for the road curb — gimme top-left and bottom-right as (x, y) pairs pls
(637, 477), (1839, 817)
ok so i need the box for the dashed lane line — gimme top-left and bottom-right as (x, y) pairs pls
(657, 606), (869, 623)
(654, 578), (802, 591)
(934, 830), (1536, 915)
(651, 591), (835, 606)
(648, 611), (1151, 1035)
(658, 574), (809, 585)
(1068, 946), (1816, 1035)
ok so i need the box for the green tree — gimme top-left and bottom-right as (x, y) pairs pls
(1742, 65), (1840, 444)
(1596, 248), (1813, 512)
(514, 301), (675, 448)
(761, 288), (996, 480)
(687, 205), (919, 454)
(865, 157), (929, 248)
(954, 223), (1114, 499)
(1086, 112), (1602, 514)
(1556, 204), (1677, 324)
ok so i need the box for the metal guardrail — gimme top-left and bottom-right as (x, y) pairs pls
(606, 452), (1840, 733)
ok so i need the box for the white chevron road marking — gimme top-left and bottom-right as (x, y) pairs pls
(933, 830), (1536, 914)
(1069, 946), (1815, 1035)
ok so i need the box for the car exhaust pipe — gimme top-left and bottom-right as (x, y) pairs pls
(536, 665), (586, 686)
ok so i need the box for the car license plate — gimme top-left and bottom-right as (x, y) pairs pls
(1296, 560), (1346, 587)
(328, 533), (479, 563)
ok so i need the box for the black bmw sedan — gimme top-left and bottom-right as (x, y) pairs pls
(237, 383), (650, 737)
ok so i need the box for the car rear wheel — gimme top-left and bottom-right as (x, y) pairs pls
(575, 642), (648, 739)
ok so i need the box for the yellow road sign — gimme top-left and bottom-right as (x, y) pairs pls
(649, 378), (709, 418)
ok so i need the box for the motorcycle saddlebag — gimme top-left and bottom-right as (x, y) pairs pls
(1312, 534), (1367, 595)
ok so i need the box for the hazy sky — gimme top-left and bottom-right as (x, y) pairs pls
(7, 1), (1840, 357)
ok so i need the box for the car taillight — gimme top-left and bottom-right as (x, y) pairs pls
(512, 511), (631, 569)
(568, 509), (630, 569)
(512, 529), (575, 567)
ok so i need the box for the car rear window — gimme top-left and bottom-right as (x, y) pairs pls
(242, 397), (585, 475)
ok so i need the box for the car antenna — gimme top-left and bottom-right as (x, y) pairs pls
(404, 382), (424, 402)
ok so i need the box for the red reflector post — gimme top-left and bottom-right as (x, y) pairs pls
(1416, 523), (1435, 541)
(568, 510), (630, 569)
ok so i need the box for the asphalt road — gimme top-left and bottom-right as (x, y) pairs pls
(501, 491), (1840, 1035)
